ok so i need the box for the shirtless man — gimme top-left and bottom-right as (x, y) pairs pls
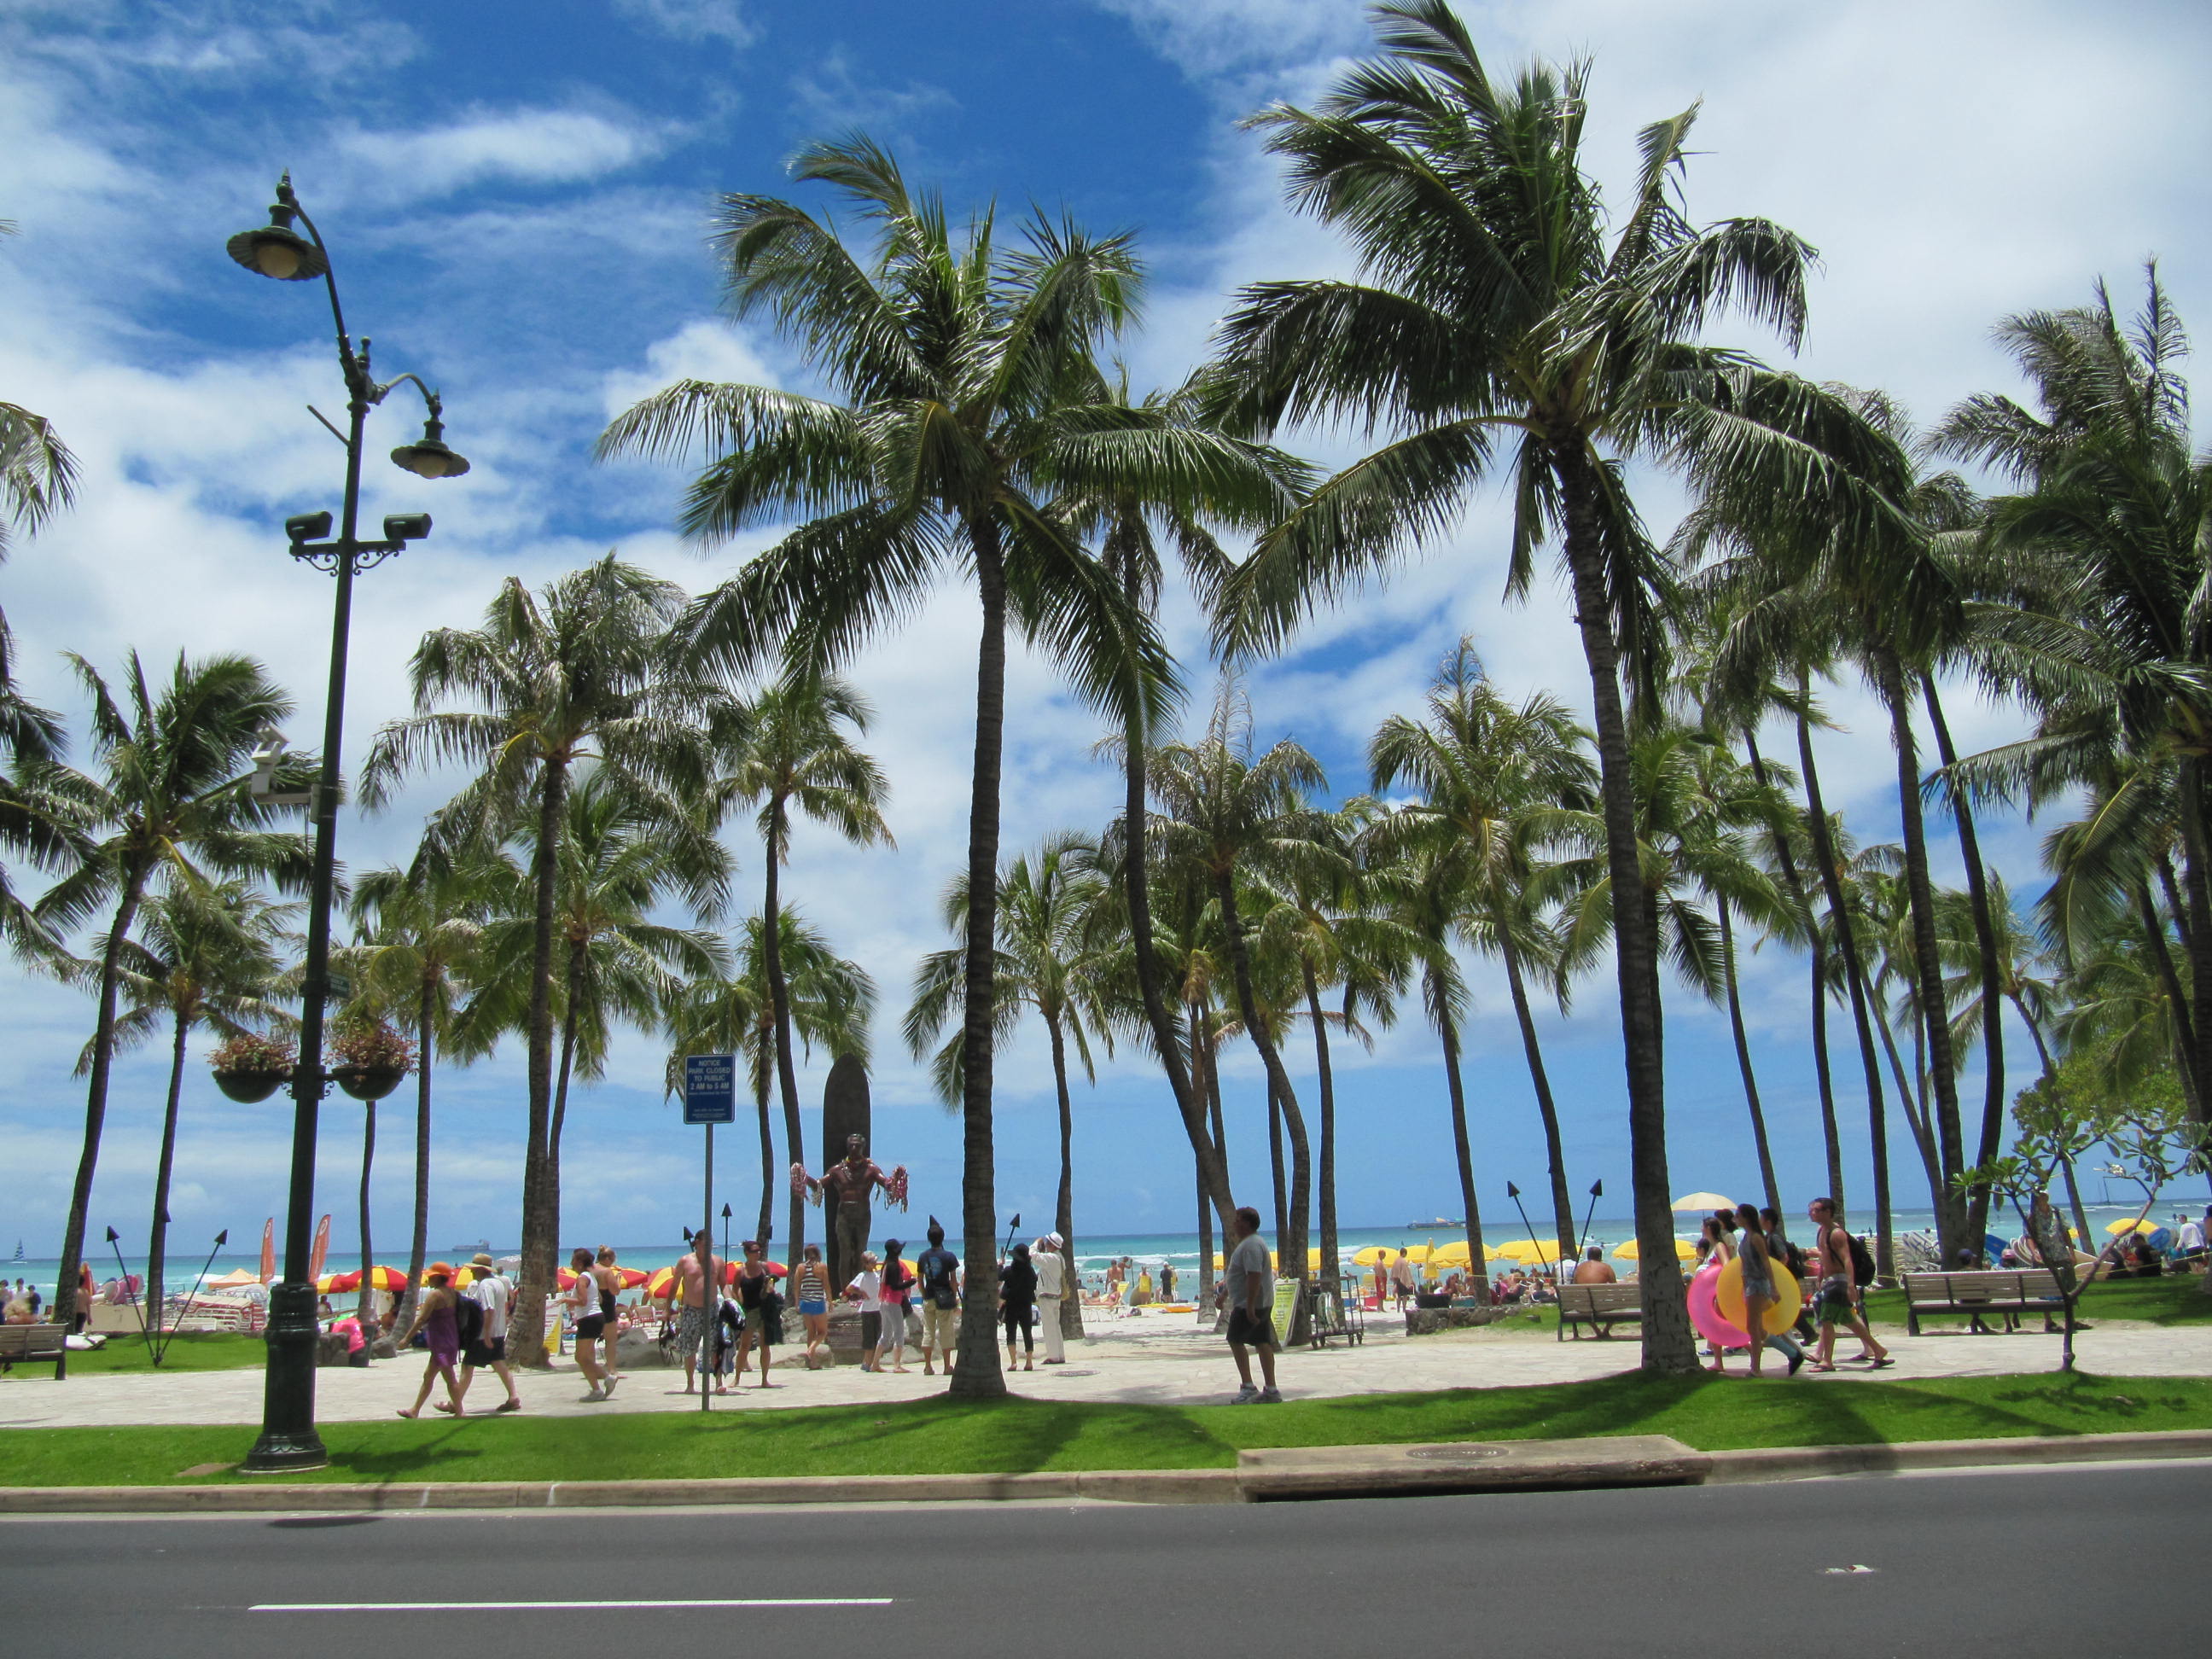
(1571, 1246), (1617, 1284)
(1807, 1197), (1890, 1371)
(808, 1134), (893, 1289)
(673, 1228), (717, 1394)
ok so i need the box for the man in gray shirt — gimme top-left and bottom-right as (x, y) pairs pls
(1220, 1205), (1281, 1403)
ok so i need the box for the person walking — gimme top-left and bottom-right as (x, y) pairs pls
(445, 1254), (521, 1413)
(673, 1228), (714, 1394)
(1807, 1198), (1892, 1371)
(1034, 1231), (1068, 1364)
(592, 1247), (625, 1389)
(393, 1263), (465, 1418)
(999, 1241), (1038, 1371)
(1221, 1208), (1280, 1403)
(847, 1251), (883, 1372)
(1735, 1202), (1803, 1377)
(877, 1239), (914, 1373)
(564, 1247), (613, 1400)
(793, 1243), (832, 1366)
(732, 1239), (777, 1388)
(1390, 1249), (1416, 1311)
(917, 1221), (961, 1377)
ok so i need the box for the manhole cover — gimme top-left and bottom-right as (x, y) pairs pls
(1405, 1446), (1505, 1463)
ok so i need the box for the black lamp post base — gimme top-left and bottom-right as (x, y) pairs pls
(242, 1281), (329, 1473)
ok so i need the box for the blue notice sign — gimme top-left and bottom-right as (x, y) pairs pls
(681, 1054), (736, 1124)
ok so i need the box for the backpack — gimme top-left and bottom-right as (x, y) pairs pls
(1846, 1232), (1878, 1287)
(453, 1292), (484, 1350)
(922, 1250), (958, 1311)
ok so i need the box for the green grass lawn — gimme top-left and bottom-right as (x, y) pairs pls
(3, 1369), (2203, 1488)
(0, 1331), (264, 1379)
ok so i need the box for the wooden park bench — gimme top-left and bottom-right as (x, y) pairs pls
(0, 1322), (67, 1377)
(1557, 1283), (1644, 1340)
(1900, 1270), (2064, 1336)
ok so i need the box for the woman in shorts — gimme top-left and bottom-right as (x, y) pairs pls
(567, 1247), (611, 1400)
(794, 1243), (831, 1364)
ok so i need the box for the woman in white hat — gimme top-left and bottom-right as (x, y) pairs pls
(1033, 1232), (1068, 1364)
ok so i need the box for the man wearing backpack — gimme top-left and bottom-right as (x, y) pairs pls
(1807, 1197), (1892, 1371)
(916, 1219), (961, 1377)
(447, 1254), (521, 1414)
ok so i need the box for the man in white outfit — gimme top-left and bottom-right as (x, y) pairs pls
(1034, 1232), (1068, 1365)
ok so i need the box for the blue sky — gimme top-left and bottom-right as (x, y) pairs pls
(4, 0), (2209, 1261)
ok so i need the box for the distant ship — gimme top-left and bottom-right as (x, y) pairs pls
(1406, 1218), (1463, 1229)
(450, 1237), (492, 1256)
(10, 1240), (21, 1261)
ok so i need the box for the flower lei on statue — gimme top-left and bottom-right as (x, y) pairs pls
(790, 1161), (911, 1212)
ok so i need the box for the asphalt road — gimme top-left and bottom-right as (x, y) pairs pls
(3, 1461), (2200, 1657)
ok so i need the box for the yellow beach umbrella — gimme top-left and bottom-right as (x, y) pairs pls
(1671, 1192), (1735, 1213)
(2104, 1217), (2153, 1236)
(1430, 1241), (1473, 1266)
(1212, 1249), (1282, 1270)
(1497, 1238), (1570, 1264)
(1351, 1246), (1398, 1267)
(1615, 1237), (1697, 1261)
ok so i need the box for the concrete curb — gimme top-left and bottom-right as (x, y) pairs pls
(2, 1429), (2206, 1514)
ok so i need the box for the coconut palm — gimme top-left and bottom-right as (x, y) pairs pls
(33, 651), (309, 1330)
(83, 879), (294, 1342)
(339, 845), (517, 1332)
(1369, 643), (1597, 1256)
(597, 137), (1226, 1398)
(1202, 3), (1882, 1370)
(463, 765), (731, 1258)
(709, 671), (890, 1285)
(360, 556), (726, 1360)
(666, 908), (875, 1240)
(906, 832), (1110, 1336)
(0, 218), (77, 765)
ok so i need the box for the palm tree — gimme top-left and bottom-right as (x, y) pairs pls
(0, 218), (77, 765)
(1150, 684), (1336, 1333)
(710, 671), (890, 1280)
(361, 557), (724, 1361)
(1202, 3), (1871, 1371)
(466, 766), (731, 1260)
(666, 908), (875, 1239)
(340, 846), (516, 1332)
(1369, 643), (1597, 1256)
(905, 833), (1109, 1337)
(597, 137), (1216, 1399)
(84, 880), (293, 1342)
(34, 651), (308, 1330)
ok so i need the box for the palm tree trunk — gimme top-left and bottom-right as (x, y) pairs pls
(146, 1005), (189, 1347)
(754, 1041), (775, 1246)
(1716, 897), (1783, 1217)
(56, 876), (147, 1334)
(1301, 963), (1342, 1294)
(354, 1101), (376, 1330)
(1266, 1072), (1288, 1251)
(545, 945), (584, 1267)
(2015, 1005), (2093, 1252)
(1555, 451), (1691, 1371)
(1045, 1008), (1082, 1339)
(1215, 870), (1313, 1340)
(1435, 988), (1491, 1307)
(762, 841), (808, 1276)
(1743, 729), (1845, 1208)
(1921, 674), (2008, 1254)
(2178, 760), (2212, 1118)
(1871, 994), (1945, 1218)
(1191, 1002), (1219, 1308)
(949, 519), (1010, 1401)
(1873, 650), (1965, 1258)
(2134, 885), (2202, 1118)
(1498, 928), (1575, 1258)
(1797, 703), (1895, 1278)
(509, 760), (570, 1367)
(398, 979), (433, 1341)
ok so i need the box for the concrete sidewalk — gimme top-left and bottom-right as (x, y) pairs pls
(3, 1309), (2203, 1429)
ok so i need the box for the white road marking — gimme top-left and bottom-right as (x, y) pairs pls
(252, 1598), (894, 1611)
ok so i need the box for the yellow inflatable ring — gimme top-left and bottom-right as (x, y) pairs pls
(1714, 1254), (1801, 1335)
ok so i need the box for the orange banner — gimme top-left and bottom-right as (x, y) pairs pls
(259, 1218), (275, 1284)
(308, 1214), (330, 1281)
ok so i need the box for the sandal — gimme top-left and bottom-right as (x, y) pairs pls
(1868, 1357), (1896, 1369)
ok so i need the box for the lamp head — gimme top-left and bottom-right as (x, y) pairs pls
(389, 413), (469, 479)
(226, 179), (327, 282)
(381, 513), (431, 544)
(105, 1226), (120, 1244)
(1590, 1179), (1604, 1198)
(285, 510), (333, 545)
(1506, 1181), (1521, 1200)
(214, 1230), (230, 1248)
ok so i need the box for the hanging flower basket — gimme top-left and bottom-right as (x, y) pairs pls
(208, 1033), (297, 1103)
(328, 1016), (415, 1104)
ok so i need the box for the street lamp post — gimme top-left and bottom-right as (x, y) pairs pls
(229, 175), (469, 1474)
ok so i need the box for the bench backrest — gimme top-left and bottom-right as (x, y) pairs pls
(0, 1322), (66, 1359)
(1559, 1284), (1641, 1315)
(1901, 1271), (2061, 1305)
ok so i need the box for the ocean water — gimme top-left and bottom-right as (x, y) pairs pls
(13, 1201), (2198, 1301)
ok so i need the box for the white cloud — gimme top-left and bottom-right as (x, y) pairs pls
(1091, 0), (1367, 78)
(789, 49), (957, 143)
(614, 0), (754, 49)
(330, 108), (669, 205)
